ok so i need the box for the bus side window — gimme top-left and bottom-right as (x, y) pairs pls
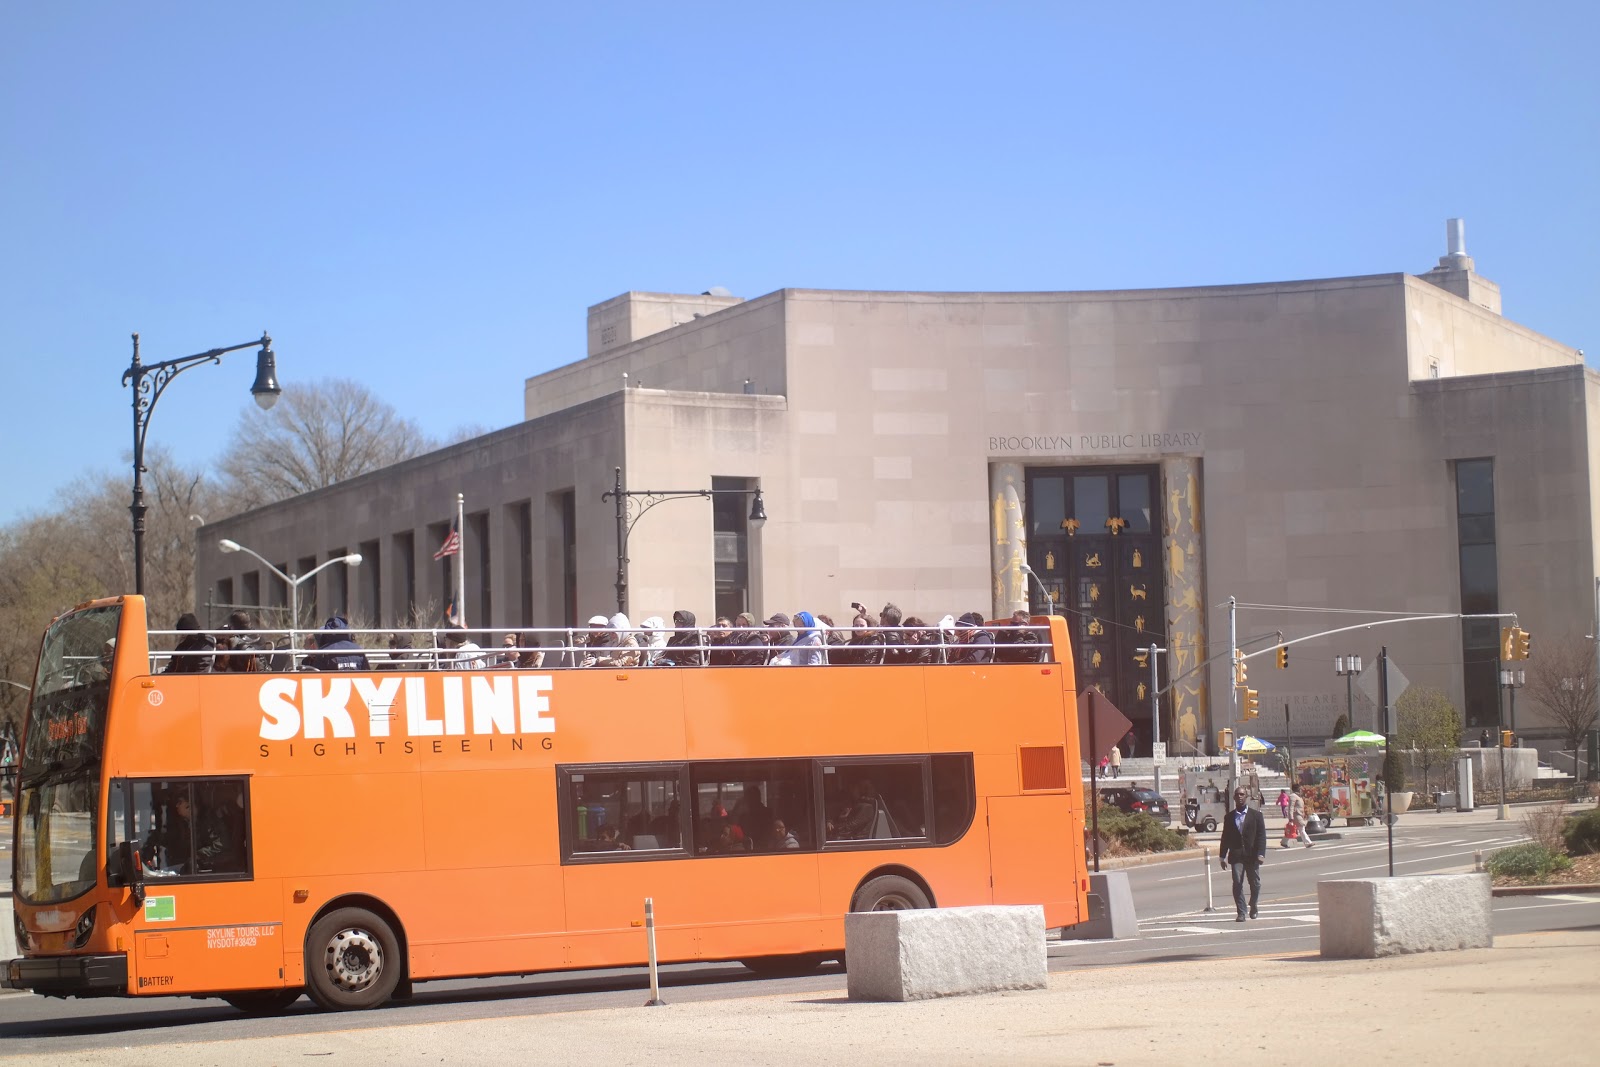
(822, 761), (927, 843)
(127, 777), (252, 880)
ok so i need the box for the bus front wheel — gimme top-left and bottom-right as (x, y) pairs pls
(222, 988), (302, 1014)
(853, 874), (930, 912)
(305, 907), (402, 1011)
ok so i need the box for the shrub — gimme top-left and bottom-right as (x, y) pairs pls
(1485, 842), (1573, 880)
(1332, 714), (1350, 739)
(1521, 801), (1570, 852)
(1563, 807), (1600, 857)
(1381, 748), (1407, 793)
(1094, 807), (1187, 853)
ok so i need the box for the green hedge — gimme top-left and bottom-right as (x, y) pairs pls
(1563, 808), (1600, 857)
(1485, 842), (1573, 880)
(1094, 807), (1188, 853)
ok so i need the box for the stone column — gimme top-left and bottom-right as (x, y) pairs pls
(989, 462), (1030, 619)
(1161, 456), (1207, 754)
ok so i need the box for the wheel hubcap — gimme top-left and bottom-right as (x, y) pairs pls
(324, 928), (383, 991)
(873, 894), (913, 911)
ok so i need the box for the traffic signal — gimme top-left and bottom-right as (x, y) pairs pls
(1243, 688), (1260, 719)
(1276, 646), (1289, 669)
(1218, 727), (1234, 752)
(1233, 648), (1248, 687)
(1512, 628), (1531, 661)
(1500, 626), (1516, 661)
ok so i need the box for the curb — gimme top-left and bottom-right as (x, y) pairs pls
(1490, 883), (1600, 896)
(1094, 847), (1205, 871)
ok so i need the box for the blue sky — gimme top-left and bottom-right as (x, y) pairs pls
(2, 2), (1594, 524)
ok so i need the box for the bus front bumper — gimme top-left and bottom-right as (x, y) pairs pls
(2, 954), (128, 997)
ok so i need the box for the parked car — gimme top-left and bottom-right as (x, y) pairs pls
(1099, 786), (1172, 824)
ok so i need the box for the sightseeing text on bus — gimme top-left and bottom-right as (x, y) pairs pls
(255, 674), (556, 757)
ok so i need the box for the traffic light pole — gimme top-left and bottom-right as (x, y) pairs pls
(1146, 644), (1166, 799)
(1229, 598), (1240, 797)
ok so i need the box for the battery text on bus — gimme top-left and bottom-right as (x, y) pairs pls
(257, 675), (556, 742)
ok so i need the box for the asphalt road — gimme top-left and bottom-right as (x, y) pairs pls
(3, 806), (1597, 1057)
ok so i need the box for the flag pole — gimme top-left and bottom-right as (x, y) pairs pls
(456, 493), (466, 627)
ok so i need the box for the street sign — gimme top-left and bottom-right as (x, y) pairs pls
(1077, 686), (1134, 765)
(1356, 658), (1409, 711)
(1151, 742), (1167, 765)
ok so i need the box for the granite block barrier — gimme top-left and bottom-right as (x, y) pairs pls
(1319, 874), (1492, 959)
(845, 905), (1048, 1002)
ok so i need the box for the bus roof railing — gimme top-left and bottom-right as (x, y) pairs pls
(142, 622), (1057, 672)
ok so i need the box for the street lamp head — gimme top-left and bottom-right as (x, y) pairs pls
(250, 339), (281, 411)
(748, 489), (767, 526)
(219, 539), (241, 553)
(342, 553), (363, 567)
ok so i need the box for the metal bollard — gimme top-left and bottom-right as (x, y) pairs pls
(644, 897), (665, 1006)
(1202, 846), (1215, 912)
(1474, 850), (1483, 873)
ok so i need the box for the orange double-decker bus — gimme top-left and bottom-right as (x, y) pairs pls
(5, 596), (1088, 1012)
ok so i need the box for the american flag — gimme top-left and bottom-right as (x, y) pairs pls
(433, 518), (460, 561)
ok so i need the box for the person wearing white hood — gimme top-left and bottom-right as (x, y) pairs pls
(789, 611), (827, 667)
(607, 612), (642, 668)
(638, 616), (669, 666)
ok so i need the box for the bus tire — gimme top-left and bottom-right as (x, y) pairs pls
(305, 907), (402, 1011)
(222, 988), (302, 1014)
(740, 952), (827, 977)
(852, 874), (930, 912)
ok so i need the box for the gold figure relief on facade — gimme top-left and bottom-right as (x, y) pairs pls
(1133, 649), (1149, 668)
(1087, 618), (1104, 636)
(1130, 583), (1147, 601)
(1131, 548), (1142, 568)
(1062, 517), (1079, 536)
(1105, 516), (1127, 536)
(1084, 551), (1102, 569)
(1045, 549), (1056, 572)
(1090, 650), (1103, 669)
(993, 493), (1007, 546)
(1134, 614), (1146, 633)
(1088, 583), (1100, 603)
(1136, 682), (1147, 701)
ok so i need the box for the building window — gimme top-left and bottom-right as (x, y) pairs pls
(391, 531), (415, 626)
(467, 512), (491, 628)
(555, 490), (577, 627)
(241, 571), (260, 607)
(297, 556), (318, 626)
(712, 476), (753, 622)
(329, 548), (351, 618)
(1454, 459), (1498, 730)
(358, 540), (381, 626)
(510, 501), (533, 627)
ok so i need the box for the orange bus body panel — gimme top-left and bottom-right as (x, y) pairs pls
(12, 598), (1088, 999)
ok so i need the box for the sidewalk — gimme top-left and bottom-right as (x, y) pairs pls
(4, 930), (1593, 1066)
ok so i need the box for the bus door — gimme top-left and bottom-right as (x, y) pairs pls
(986, 793), (1079, 925)
(108, 776), (285, 995)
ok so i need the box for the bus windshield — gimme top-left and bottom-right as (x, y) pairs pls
(14, 604), (120, 904)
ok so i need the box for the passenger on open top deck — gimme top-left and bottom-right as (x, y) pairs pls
(663, 609), (706, 666)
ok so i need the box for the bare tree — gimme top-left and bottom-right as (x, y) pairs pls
(1526, 634), (1599, 758)
(218, 379), (435, 511)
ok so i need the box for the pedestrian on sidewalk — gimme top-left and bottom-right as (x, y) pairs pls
(1284, 785), (1315, 849)
(1277, 788), (1290, 820)
(1110, 744), (1122, 777)
(1218, 787), (1267, 921)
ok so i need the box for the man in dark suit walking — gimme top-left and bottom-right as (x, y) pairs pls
(1218, 786), (1268, 921)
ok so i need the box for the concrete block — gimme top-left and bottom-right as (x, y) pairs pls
(1319, 874), (1492, 959)
(1058, 871), (1139, 941)
(845, 905), (1048, 1002)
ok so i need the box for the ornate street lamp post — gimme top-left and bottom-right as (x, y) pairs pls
(601, 467), (766, 616)
(123, 332), (282, 594)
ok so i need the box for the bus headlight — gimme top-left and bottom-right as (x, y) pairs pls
(13, 911), (32, 952)
(72, 906), (96, 949)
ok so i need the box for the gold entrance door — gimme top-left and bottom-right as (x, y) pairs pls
(1025, 466), (1165, 748)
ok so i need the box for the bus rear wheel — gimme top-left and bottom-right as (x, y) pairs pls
(741, 952), (828, 977)
(222, 988), (302, 1014)
(853, 874), (930, 912)
(305, 907), (402, 1011)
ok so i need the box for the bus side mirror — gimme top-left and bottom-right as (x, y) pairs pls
(111, 842), (146, 905)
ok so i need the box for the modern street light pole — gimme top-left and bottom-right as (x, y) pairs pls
(124, 332), (282, 594)
(1144, 643), (1167, 798)
(1334, 654), (1363, 730)
(601, 467), (766, 616)
(218, 539), (361, 651)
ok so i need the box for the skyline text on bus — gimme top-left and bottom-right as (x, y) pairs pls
(257, 674), (556, 742)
